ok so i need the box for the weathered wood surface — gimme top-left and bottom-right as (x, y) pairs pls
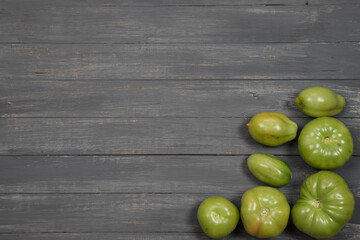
(0, 193), (358, 234)
(2, 43), (360, 80)
(1, 117), (359, 155)
(1, 0), (360, 239)
(0, 155), (358, 195)
(0, 0), (355, 7)
(1, 80), (359, 118)
(0, 229), (360, 240)
(2, 0), (359, 44)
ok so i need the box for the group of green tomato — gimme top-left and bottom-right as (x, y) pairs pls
(197, 87), (355, 239)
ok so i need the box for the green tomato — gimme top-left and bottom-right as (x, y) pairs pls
(247, 153), (292, 187)
(240, 186), (290, 238)
(298, 117), (353, 169)
(247, 112), (298, 146)
(197, 196), (240, 239)
(295, 86), (345, 117)
(292, 171), (355, 239)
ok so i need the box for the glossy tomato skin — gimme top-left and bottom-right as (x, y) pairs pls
(247, 153), (292, 187)
(197, 196), (240, 239)
(292, 171), (355, 239)
(247, 112), (298, 146)
(295, 86), (345, 117)
(298, 117), (353, 169)
(240, 186), (290, 238)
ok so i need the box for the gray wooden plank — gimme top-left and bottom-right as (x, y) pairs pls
(2, 43), (360, 80)
(1, 117), (359, 155)
(2, 1), (359, 44)
(1, 229), (360, 240)
(0, 227), (359, 240)
(0, 155), (358, 194)
(0, 230), (359, 240)
(1, 80), (359, 118)
(0, 193), (358, 234)
(1, 0), (352, 7)
(0, 229), (359, 240)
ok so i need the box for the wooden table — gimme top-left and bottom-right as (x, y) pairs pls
(1, 0), (359, 239)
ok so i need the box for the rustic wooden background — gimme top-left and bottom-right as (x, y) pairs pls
(0, 0), (359, 239)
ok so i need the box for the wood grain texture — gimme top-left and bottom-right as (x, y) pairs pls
(1, 0), (355, 7)
(1, 0), (360, 238)
(1, 118), (360, 155)
(2, 1), (359, 44)
(0, 155), (358, 195)
(0, 230), (360, 240)
(1, 80), (359, 118)
(0, 229), (360, 240)
(2, 43), (360, 80)
(0, 193), (358, 234)
(0, 230), (359, 240)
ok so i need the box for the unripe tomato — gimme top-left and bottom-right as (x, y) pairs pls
(240, 186), (290, 238)
(295, 86), (345, 117)
(197, 196), (240, 239)
(247, 153), (292, 187)
(298, 117), (353, 169)
(247, 112), (298, 146)
(292, 171), (355, 239)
